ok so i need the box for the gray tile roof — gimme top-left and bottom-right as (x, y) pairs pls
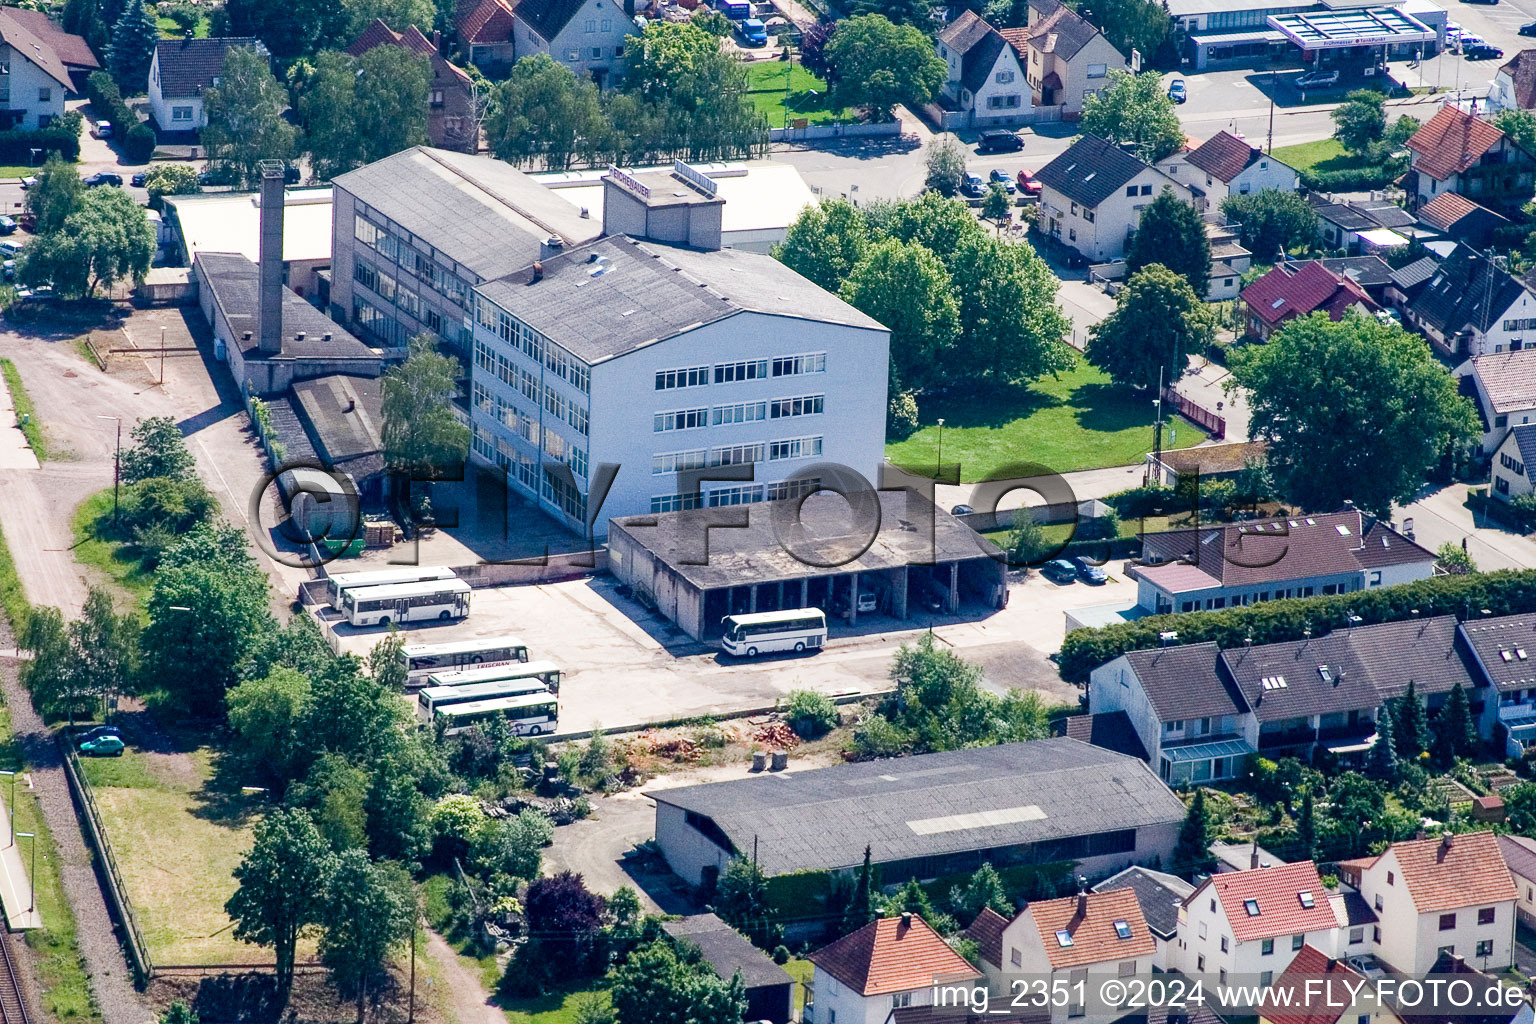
(1034, 135), (1152, 210)
(475, 234), (886, 366)
(1063, 710), (1149, 759)
(1410, 243), (1529, 338)
(651, 738), (1187, 876)
(1497, 834), (1536, 881)
(1119, 642), (1245, 721)
(196, 252), (378, 362)
(153, 37), (263, 98)
(1317, 256), (1395, 290)
(333, 146), (602, 282)
(1512, 423), (1536, 470)
(1390, 255), (1440, 292)
(1092, 866), (1193, 938)
(1459, 612), (1536, 691)
(0, 9), (79, 90)
(1470, 348), (1536, 414)
(661, 914), (795, 990)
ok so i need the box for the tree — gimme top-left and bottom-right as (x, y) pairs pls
(296, 51), (360, 180)
(1432, 682), (1478, 766)
(224, 0), (347, 58)
(1495, 108), (1536, 155)
(1171, 789), (1216, 878)
(1387, 114), (1421, 149)
(847, 0), (933, 26)
(985, 0), (1030, 24)
(842, 845), (876, 934)
(342, 0), (435, 37)
(982, 182), (1012, 231)
(822, 15), (947, 121)
(1083, 0), (1172, 67)
(121, 416), (195, 483)
(19, 606), (72, 717)
(1127, 188), (1210, 298)
(1219, 190), (1318, 261)
(840, 238), (958, 392)
(525, 872), (606, 972)
(1394, 680), (1431, 761)
(143, 164), (201, 204)
(368, 628), (408, 692)
(1232, 312), (1479, 518)
(227, 667), (313, 791)
(1006, 507), (1052, 566)
(1331, 90), (1387, 156)
(320, 851), (415, 1023)
(622, 22), (767, 162)
(713, 856), (777, 947)
(799, 20), (834, 75)
(609, 940), (747, 1024)
(1368, 708), (1400, 781)
(201, 46), (298, 188)
(771, 199), (869, 293)
(1087, 263), (1215, 390)
(950, 862), (1010, 925)
(1079, 70), (1183, 162)
(24, 156), (83, 236)
(470, 808), (552, 879)
(486, 54), (605, 170)
(107, 0), (158, 92)
(381, 335), (471, 480)
(19, 187), (155, 298)
(226, 808), (332, 1009)
(950, 235), (1073, 386)
(1436, 541), (1476, 575)
(68, 587), (139, 715)
(1295, 788), (1317, 863)
(159, 1001), (197, 1024)
(924, 135), (967, 197)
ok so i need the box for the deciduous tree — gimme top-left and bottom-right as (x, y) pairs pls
(486, 54), (606, 170)
(609, 940), (747, 1024)
(226, 808), (332, 1009)
(1220, 189), (1318, 261)
(823, 15), (947, 120)
(227, 667), (313, 792)
(924, 134), (967, 197)
(381, 335), (471, 480)
(120, 416), (195, 482)
(319, 851), (416, 1024)
(840, 237), (958, 392)
(19, 186), (155, 298)
(1331, 89), (1387, 156)
(201, 46), (298, 188)
(1127, 188), (1210, 298)
(950, 234), (1073, 386)
(24, 156), (82, 236)
(1087, 263), (1214, 390)
(1079, 70), (1183, 162)
(771, 198), (870, 292)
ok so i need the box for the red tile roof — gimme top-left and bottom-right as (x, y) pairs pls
(966, 907), (1009, 969)
(455, 0), (515, 44)
(1186, 131), (1259, 183)
(1383, 832), (1517, 913)
(810, 916), (981, 997)
(1023, 889), (1157, 969)
(1193, 861), (1338, 942)
(1261, 945), (1369, 1024)
(2, 8), (97, 69)
(1241, 261), (1375, 328)
(1407, 106), (1507, 182)
(1418, 192), (1481, 232)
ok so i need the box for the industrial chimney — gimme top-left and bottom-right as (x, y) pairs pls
(257, 161), (286, 355)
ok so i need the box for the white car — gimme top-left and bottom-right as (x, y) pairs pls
(1446, 21), (1463, 38)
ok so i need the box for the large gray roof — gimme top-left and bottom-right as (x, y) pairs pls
(1459, 612), (1536, 692)
(1093, 866), (1193, 939)
(1120, 642), (1244, 721)
(651, 738), (1187, 876)
(475, 234), (886, 366)
(333, 147), (601, 281)
(196, 252), (377, 362)
(1034, 135), (1152, 209)
(661, 914), (794, 990)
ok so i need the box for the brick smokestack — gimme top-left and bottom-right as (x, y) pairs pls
(257, 162), (285, 355)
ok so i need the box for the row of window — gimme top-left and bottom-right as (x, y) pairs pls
(354, 214), (474, 309)
(477, 301), (591, 394)
(654, 353), (828, 391)
(1502, 451), (1526, 476)
(473, 385), (590, 480)
(652, 443), (765, 474)
(649, 476), (822, 514)
(475, 340), (591, 436)
(470, 428), (589, 522)
(656, 396), (824, 431)
(564, 44), (622, 61)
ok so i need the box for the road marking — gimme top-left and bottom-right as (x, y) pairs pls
(195, 435), (251, 527)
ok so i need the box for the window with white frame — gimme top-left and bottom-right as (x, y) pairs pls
(768, 436), (822, 460)
(771, 352), (826, 377)
(770, 395), (824, 418)
(715, 359), (767, 383)
(652, 450), (708, 475)
(654, 408), (709, 432)
(656, 366), (709, 390)
(712, 401), (768, 425)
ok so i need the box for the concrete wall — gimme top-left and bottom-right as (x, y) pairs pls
(654, 800), (733, 888)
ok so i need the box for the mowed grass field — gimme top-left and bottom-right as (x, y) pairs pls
(1270, 138), (1376, 177)
(743, 61), (855, 127)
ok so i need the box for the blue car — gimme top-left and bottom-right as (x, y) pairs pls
(1168, 79), (1186, 103)
(1041, 559), (1077, 584)
(738, 18), (767, 45)
(1071, 556), (1109, 584)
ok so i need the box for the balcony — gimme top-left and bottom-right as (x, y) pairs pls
(1257, 728), (1316, 750)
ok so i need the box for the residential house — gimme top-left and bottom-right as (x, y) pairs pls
(1157, 131), (1300, 212)
(347, 19), (476, 153)
(1404, 244), (1536, 357)
(1311, 196), (1421, 255)
(2, 8), (97, 92)
(1240, 260), (1377, 340)
(1405, 105), (1536, 213)
(149, 36), (266, 132)
(1494, 834), (1536, 928)
(807, 914), (983, 1024)
(1340, 832), (1517, 975)
(1259, 945), (1401, 1024)
(1418, 192), (1508, 248)
(1034, 135), (1191, 262)
(1467, 347), (1536, 452)
(0, 8), (88, 129)
(1490, 49), (1536, 113)
(1132, 510), (1434, 616)
(1211, 840), (1284, 873)
(972, 889), (1155, 1021)
(1171, 861), (1342, 982)
(1314, 256), (1397, 305)
(1091, 867), (1194, 971)
(999, 0), (1127, 115)
(1385, 255), (1441, 312)
(1397, 951), (1536, 1024)
(454, 0), (515, 72)
(1461, 612), (1536, 754)
(936, 11), (1032, 126)
(511, 0), (639, 87)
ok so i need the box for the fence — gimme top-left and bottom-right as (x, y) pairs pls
(769, 120), (902, 142)
(1163, 385), (1226, 440)
(61, 741), (152, 988)
(929, 105), (1067, 132)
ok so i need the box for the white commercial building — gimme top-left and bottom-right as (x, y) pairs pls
(165, 187), (334, 299)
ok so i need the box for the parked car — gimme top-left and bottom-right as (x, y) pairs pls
(1294, 68), (1340, 89)
(1459, 31), (1486, 45)
(738, 17), (767, 44)
(3, 261), (14, 282)
(988, 168), (1016, 194)
(1461, 0), (1498, 6)
(1, 241), (25, 259)
(1465, 42), (1503, 58)
(1016, 169), (1043, 196)
(950, 504), (975, 516)
(1521, 20), (1536, 33)
(78, 725), (122, 744)
(92, 120), (112, 138)
(19, 176), (36, 190)
(1041, 559), (1077, 584)
(1071, 556), (1109, 585)
(961, 173), (986, 197)
(0, 216), (17, 236)
(79, 734), (125, 756)
(914, 576), (948, 613)
(130, 172), (147, 187)
(978, 129), (1024, 153)
(84, 172), (123, 187)
(1168, 78), (1187, 103)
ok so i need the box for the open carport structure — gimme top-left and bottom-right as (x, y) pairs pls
(607, 489), (1009, 641)
(1267, 7), (1436, 67)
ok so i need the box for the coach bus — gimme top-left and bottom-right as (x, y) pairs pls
(400, 637), (529, 687)
(323, 566), (456, 610)
(341, 578), (472, 627)
(720, 607), (828, 657)
(416, 677), (552, 724)
(431, 692), (559, 736)
(426, 660), (562, 694)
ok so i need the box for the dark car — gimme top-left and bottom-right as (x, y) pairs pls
(130, 172), (147, 187)
(950, 504), (975, 516)
(84, 172), (123, 187)
(78, 725), (122, 744)
(987, 168), (1016, 194)
(0, 216), (16, 236)
(978, 129), (1024, 153)
(1071, 556), (1109, 584)
(1461, 0), (1498, 6)
(1466, 42), (1504, 58)
(1040, 559), (1077, 584)
(961, 173), (986, 197)
(1522, 20), (1536, 33)
(1168, 78), (1187, 103)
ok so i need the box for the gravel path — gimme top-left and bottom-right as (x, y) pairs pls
(424, 930), (502, 1024)
(0, 654), (147, 1024)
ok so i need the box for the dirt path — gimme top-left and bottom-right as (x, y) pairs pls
(424, 929), (502, 1024)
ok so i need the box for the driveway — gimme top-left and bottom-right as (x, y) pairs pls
(1395, 483), (1536, 571)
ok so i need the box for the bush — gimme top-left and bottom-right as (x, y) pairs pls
(1104, 483), (1173, 519)
(783, 689), (839, 739)
(1076, 508), (1121, 541)
(1507, 493), (1536, 533)
(0, 112), (81, 164)
(124, 123), (156, 162)
(1300, 165), (1402, 191)
(887, 390), (920, 440)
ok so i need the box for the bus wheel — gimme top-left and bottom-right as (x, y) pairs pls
(438, 610), (451, 620)
(529, 725), (544, 735)
(746, 646), (758, 658)
(379, 616), (391, 627)
(795, 642), (805, 652)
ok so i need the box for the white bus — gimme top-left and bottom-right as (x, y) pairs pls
(721, 607), (828, 657)
(323, 566), (456, 610)
(416, 677), (551, 724)
(401, 637), (530, 687)
(426, 660), (562, 694)
(432, 692), (559, 736)
(342, 578), (472, 627)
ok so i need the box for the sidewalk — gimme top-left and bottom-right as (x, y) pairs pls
(0, 781), (41, 931)
(0, 370), (39, 472)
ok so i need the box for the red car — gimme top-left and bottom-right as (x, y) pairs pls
(1016, 169), (1043, 197)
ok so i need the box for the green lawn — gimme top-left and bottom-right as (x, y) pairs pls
(885, 353), (1207, 481)
(785, 958), (813, 1020)
(1270, 138), (1374, 176)
(743, 60), (855, 127)
(156, 15), (209, 37)
(70, 489), (154, 616)
(0, 358), (47, 461)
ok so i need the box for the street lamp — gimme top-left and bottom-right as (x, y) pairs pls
(936, 417), (946, 479)
(95, 415), (121, 527)
(16, 831), (34, 914)
(0, 770), (16, 849)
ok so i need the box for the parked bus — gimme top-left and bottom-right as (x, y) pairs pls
(720, 607), (828, 657)
(322, 566), (456, 610)
(341, 578), (471, 627)
(416, 677), (551, 724)
(401, 637), (529, 686)
(426, 660), (562, 694)
(431, 692), (559, 736)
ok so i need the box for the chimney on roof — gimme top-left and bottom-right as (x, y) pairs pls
(1250, 842), (1260, 869)
(531, 261), (544, 283)
(1416, 827), (1427, 841)
(432, 28), (442, 50)
(1442, 832), (1455, 852)
(256, 162), (285, 355)
(899, 912), (912, 930)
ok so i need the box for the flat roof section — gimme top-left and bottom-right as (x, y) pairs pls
(1267, 7), (1435, 48)
(167, 188), (334, 265)
(610, 489), (999, 591)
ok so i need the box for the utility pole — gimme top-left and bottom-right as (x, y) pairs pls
(1266, 69), (1276, 154)
(159, 326), (166, 385)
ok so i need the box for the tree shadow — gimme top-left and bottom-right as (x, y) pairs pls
(1071, 383), (1160, 433)
(189, 744), (268, 829)
(915, 384), (1064, 430)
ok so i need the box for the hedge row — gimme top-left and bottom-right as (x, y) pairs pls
(0, 112), (81, 163)
(85, 72), (154, 162)
(1300, 164), (1403, 192)
(1057, 568), (1536, 683)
